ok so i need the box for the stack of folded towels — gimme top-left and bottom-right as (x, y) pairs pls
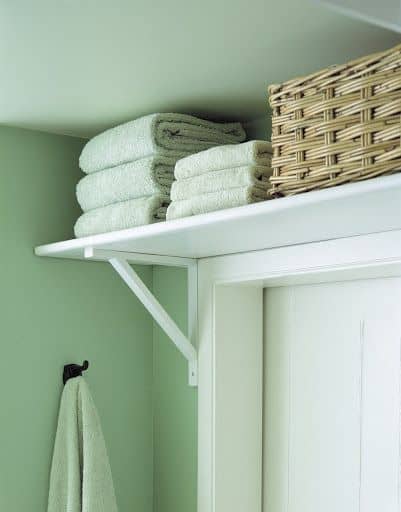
(74, 113), (246, 237)
(166, 140), (273, 220)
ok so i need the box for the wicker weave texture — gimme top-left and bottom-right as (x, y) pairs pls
(268, 43), (401, 196)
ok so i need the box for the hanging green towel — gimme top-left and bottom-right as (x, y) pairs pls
(47, 377), (118, 512)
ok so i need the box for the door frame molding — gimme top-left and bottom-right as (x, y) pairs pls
(197, 229), (401, 512)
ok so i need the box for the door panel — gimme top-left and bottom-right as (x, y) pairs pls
(263, 278), (401, 512)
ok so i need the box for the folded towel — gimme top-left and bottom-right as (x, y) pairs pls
(74, 195), (169, 237)
(171, 165), (272, 201)
(47, 377), (118, 512)
(166, 186), (268, 220)
(77, 156), (177, 211)
(79, 113), (246, 173)
(174, 140), (272, 180)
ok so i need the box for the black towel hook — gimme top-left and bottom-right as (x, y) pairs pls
(63, 360), (89, 385)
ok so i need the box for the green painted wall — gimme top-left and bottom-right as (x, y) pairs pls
(153, 267), (198, 512)
(0, 126), (154, 512)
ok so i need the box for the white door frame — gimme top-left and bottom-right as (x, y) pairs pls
(197, 229), (401, 512)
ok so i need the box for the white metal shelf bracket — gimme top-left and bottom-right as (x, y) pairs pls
(84, 247), (198, 386)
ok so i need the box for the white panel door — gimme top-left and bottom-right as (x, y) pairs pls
(263, 277), (401, 512)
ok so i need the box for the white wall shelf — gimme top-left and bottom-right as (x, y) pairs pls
(34, 174), (401, 387)
(35, 175), (401, 262)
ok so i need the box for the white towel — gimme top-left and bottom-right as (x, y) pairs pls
(174, 140), (272, 180)
(79, 113), (246, 173)
(74, 195), (169, 238)
(47, 377), (118, 512)
(76, 156), (176, 211)
(170, 165), (272, 201)
(166, 186), (268, 220)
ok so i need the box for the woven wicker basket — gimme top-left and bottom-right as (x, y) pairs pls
(268, 43), (401, 197)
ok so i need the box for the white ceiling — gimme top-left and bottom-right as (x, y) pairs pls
(0, 0), (399, 138)
(319, 0), (401, 33)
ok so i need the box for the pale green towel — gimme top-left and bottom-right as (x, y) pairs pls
(166, 186), (268, 220)
(170, 165), (272, 201)
(74, 195), (169, 237)
(79, 113), (246, 173)
(77, 156), (176, 212)
(174, 140), (272, 180)
(47, 377), (118, 512)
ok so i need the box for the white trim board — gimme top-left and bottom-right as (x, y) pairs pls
(197, 229), (401, 512)
(35, 175), (401, 261)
